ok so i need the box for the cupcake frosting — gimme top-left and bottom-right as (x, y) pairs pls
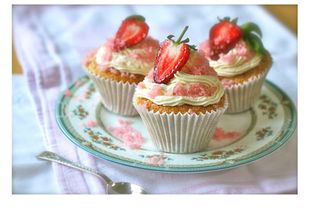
(200, 39), (262, 77)
(135, 51), (225, 106)
(95, 36), (159, 75)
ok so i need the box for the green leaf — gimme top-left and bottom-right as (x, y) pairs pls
(217, 16), (230, 22)
(245, 33), (265, 55)
(188, 44), (197, 51)
(126, 14), (145, 22)
(231, 17), (238, 24)
(241, 22), (263, 38)
(223, 17), (231, 22)
(181, 38), (190, 43)
(167, 35), (174, 40)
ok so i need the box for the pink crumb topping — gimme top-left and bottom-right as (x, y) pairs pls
(236, 40), (253, 57)
(146, 51), (217, 83)
(127, 37), (160, 62)
(95, 37), (159, 67)
(107, 119), (144, 149)
(173, 83), (215, 97)
(199, 41), (212, 59)
(220, 79), (236, 88)
(99, 47), (112, 63)
(141, 52), (219, 98)
(64, 89), (72, 97)
(182, 52), (217, 76)
(82, 49), (97, 66)
(213, 127), (241, 141)
(199, 39), (255, 65)
(118, 119), (130, 126)
(220, 53), (236, 64)
(147, 69), (154, 80)
(84, 120), (98, 128)
(137, 82), (146, 89)
(147, 154), (165, 166)
(148, 85), (163, 99)
(219, 40), (254, 64)
(95, 38), (114, 66)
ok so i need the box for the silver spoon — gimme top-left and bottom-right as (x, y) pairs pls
(37, 151), (146, 194)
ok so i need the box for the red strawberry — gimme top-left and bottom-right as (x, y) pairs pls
(154, 26), (196, 84)
(209, 17), (242, 60)
(209, 17), (265, 60)
(114, 15), (149, 51)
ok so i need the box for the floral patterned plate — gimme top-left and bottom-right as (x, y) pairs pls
(56, 76), (296, 173)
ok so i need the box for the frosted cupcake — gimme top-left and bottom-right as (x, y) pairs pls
(83, 15), (159, 116)
(133, 26), (228, 153)
(200, 17), (272, 113)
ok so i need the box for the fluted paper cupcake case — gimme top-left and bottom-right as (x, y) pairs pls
(133, 98), (228, 153)
(87, 72), (138, 116)
(225, 70), (269, 114)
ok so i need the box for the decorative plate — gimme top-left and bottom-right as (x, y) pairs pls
(56, 76), (296, 173)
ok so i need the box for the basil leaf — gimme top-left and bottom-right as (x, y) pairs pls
(246, 33), (265, 54)
(241, 22), (263, 38)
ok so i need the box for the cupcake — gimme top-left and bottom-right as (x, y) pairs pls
(199, 17), (272, 113)
(83, 15), (159, 116)
(133, 26), (228, 153)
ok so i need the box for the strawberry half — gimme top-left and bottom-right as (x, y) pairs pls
(154, 26), (196, 84)
(114, 15), (149, 51)
(209, 17), (242, 60)
(209, 17), (265, 60)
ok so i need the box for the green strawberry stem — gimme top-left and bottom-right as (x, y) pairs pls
(176, 26), (189, 44)
(166, 26), (197, 50)
(126, 14), (145, 21)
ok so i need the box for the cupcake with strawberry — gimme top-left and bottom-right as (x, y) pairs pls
(84, 15), (159, 116)
(133, 26), (228, 153)
(199, 17), (272, 113)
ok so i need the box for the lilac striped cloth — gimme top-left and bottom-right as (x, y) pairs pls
(13, 5), (297, 194)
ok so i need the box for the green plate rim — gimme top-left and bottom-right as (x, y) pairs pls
(55, 76), (297, 173)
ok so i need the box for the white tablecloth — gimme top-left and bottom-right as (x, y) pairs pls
(13, 75), (58, 193)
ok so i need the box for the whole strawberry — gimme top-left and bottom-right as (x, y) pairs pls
(153, 26), (197, 84)
(209, 17), (265, 60)
(114, 15), (149, 51)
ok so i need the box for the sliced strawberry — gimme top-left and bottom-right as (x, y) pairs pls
(114, 15), (149, 51)
(154, 26), (195, 84)
(154, 40), (190, 84)
(209, 17), (242, 60)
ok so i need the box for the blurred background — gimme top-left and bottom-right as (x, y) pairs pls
(12, 5), (297, 74)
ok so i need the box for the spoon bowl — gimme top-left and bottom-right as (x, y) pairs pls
(37, 151), (147, 194)
(108, 182), (146, 194)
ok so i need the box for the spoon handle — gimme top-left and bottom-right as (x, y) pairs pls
(37, 151), (112, 185)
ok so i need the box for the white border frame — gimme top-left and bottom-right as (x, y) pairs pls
(4, 0), (318, 210)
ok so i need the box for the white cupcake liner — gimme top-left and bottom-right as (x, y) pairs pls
(133, 98), (228, 153)
(225, 71), (269, 114)
(87, 72), (138, 116)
